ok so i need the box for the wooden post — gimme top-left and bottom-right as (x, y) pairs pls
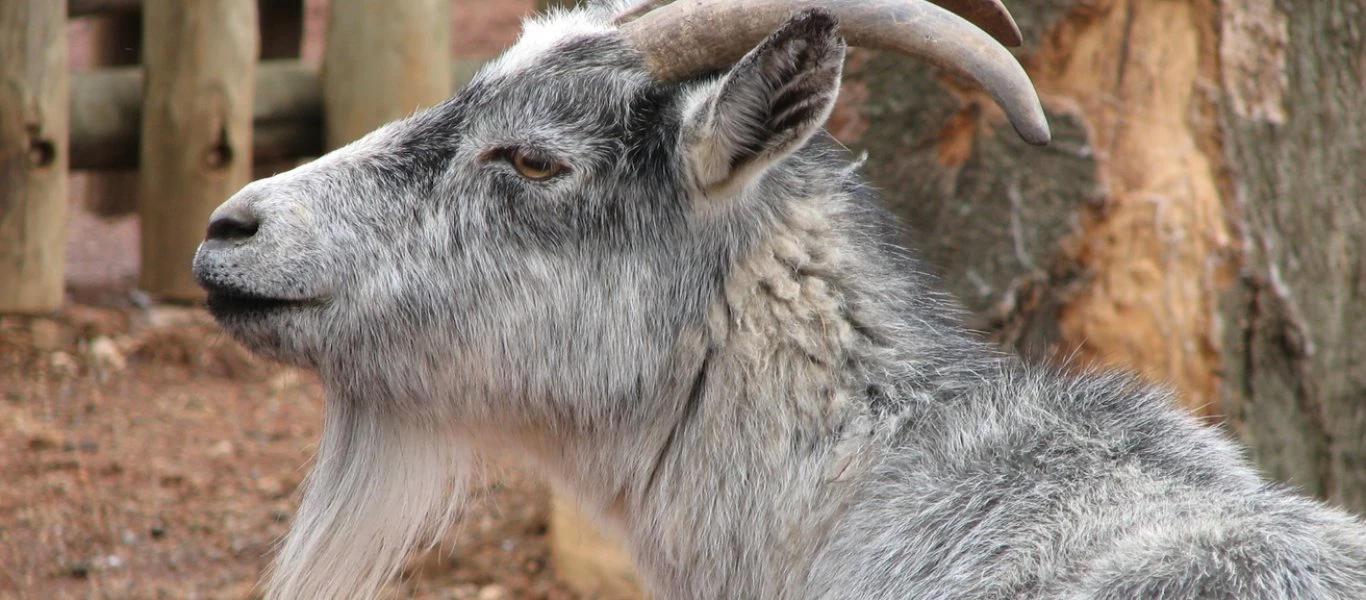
(322, 0), (452, 150)
(532, 1), (644, 595)
(0, 0), (69, 313)
(550, 498), (647, 600)
(138, 0), (258, 300)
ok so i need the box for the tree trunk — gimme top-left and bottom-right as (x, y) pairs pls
(531, 3), (651, 597)
(1215, 0), (1366, 511)
(0, 0), (69, 313)
(843, 0), (1366, 512)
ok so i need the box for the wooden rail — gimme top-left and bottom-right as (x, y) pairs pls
(72, 61), (319, 170)
(68, 60), (487, 171)
(68, 0), (141, 18)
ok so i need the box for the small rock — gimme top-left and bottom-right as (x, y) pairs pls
(30, 319), (64, 350)
(122, 530), (139, 546)
(444, 584), (479, 600)
(255, 477), (288, 499)
(149, 526), (167, 539)
(86, 336), (127, 375)
(477, 584), (509, 600)
(268, 369), (302, 393)
(49, 351), (79, 377)
(210, 440), (235, 457)
(141, 304), (202, 329)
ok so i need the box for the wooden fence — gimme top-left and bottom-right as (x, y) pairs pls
(1, 0), (496, 309)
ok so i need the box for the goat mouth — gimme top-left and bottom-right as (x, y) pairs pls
(203, 287), (317, 317)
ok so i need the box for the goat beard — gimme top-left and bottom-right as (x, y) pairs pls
(264, 399), (473, 600)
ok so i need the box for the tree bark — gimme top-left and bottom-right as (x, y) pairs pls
(844, 0), (1366, 512)
(1214, 0), (1366, 510)
(0, 0), (69, 313)
(138, 0), (258, 300)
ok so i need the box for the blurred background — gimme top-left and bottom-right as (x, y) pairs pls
(2, 0), (1362, 597)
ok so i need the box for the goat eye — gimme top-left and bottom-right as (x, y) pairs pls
(509, 149), (564, 181)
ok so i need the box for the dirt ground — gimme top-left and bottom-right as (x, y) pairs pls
(0, 302), (578, 600)
(2, 2), (587, 599)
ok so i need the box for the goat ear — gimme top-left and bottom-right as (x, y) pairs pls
(682, 10), (845, 193)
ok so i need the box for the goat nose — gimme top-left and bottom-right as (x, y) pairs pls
(205, 205), (260, 242)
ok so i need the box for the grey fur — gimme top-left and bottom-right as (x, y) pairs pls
(192, 4), (1366, 599)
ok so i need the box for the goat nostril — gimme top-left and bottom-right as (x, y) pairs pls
(206, 213), (260, 242)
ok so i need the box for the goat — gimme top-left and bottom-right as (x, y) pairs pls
(191, 0), (1366, 598)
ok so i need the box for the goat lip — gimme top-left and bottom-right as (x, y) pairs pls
(204, 289), (318, 316)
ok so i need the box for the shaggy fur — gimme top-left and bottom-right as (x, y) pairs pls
(192, 2), (1366, 598)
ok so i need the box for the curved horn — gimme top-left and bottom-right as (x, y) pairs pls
(621, 0), (1050, 145)
(927, 0), (1022, 46)
(617, 0), (1023, 46)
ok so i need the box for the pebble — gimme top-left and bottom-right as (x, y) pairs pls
(49, 351), (79, 377)
(141, 304), (200, 328)
(443, 584), (478, 599)
(477, 584), (509, 600)
(210, 440), (235, 457)
(255, 476), (287, 498)
(86, 336), (127, 374)
(268, 369), (302, 393)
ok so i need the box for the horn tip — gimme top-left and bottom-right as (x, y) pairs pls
(1001, 28), (1023, 48)
(1018, 120), (1051, 146)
